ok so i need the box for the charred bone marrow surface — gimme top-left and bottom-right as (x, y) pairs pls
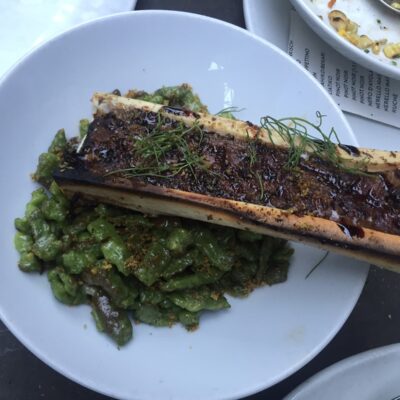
(54, 93), (400, 271)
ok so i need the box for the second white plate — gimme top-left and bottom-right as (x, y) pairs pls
(243, 0), (400, 151)
(290, 0), (400, 80)
(284, 344), (400, 400)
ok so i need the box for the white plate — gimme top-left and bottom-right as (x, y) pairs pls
(0, 10), (369, 400)
(284, 344), (400, 400)
(243, 0), (400, 150)
(290, 0), (400, 80)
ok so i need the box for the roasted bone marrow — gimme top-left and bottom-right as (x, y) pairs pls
(54, 93), (400, 271)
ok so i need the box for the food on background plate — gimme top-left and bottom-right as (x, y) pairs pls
(391, 1), (400, 10)
(14, 85), (293, 346)
(328, 9), (400, 60)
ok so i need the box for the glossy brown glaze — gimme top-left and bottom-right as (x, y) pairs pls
(65, 110), (400, 236)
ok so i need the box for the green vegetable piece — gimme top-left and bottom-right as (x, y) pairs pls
(34, 152), (59, 187)
(48, 267), (86, 305)
(132, 241), (170, 286)
(255, 238), (274, 282)
(41, 198), (67, 222)
(229, 261), (258, 285)
(48, 129), (67, 154)
(62, 247), (99, 274)
(18, 252), (42, 273)
(160, 269), (223, 292)
(217, 260), (258, 297)
(134, 303), (177, 327)
(61, 233), (73, 249)
(30, 188), (47, 205)
(235, 243), (259, 262)
(82, 266), (138, 309)
(14, 232), (33, 253)
(25, 188), (48, 218)
(88, 218), (118, 241)
(158, 298), (175, 309)
(29, 210), (51, 239)
(140, 93), (165, 104)
(89, 243), (103, 258)
(264, 264), (289, 285)
(195, 229), (234, 272)
(62, 210), (97, 236)
(32, 233), (62, 261)
(153, 85), (207, 113)
(161, 251), (195, 279)
(139, 288), (165, 305)
(169, 288), (230, 313)
(237, 230), (263, 243)
(49, 181), (69, 208)
(264, 243), (293, 285)
(14, 217), (31, 234)
(101, 238), (130, 275)
(79, 119), (90, 139)
(76, 231), (93, 243)
(178, 310), (199, 329)
(48, 221), (64, 238)
(88, 287), (132, 346)
(166, 228), (193, 254)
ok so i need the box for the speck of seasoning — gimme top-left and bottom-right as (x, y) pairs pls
(377, 19), (381, 24)
(364, 49), (370, 54)
(392, 60), (398, 66)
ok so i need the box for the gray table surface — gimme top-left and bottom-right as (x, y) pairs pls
(2, 1), (400, 399)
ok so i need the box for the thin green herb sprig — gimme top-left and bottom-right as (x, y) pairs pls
(105, 114), (209, 180)
(215, 106), (245, 119)
(305, 251), (329, 279)
(260, 112), (368, 174)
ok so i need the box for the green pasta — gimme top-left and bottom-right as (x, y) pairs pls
(82, 265), (138, 309)
(88, 218), (118, 241)
(168, 287), (230, 313)
(14, 84), (294, 346)
(101, 237), (131, 276)
(194, 229), (235, 272)
(18, 252), (42, 273)
(131, 239), (171, 286)
(33, 153), (60, 187)
(86, 286), (133, 346)
(48, 267), (86, 306)
(48, 128), (67, 154)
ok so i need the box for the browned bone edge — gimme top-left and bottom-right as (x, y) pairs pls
(92, 92), (400, 173)
(57, 177), (400, 273)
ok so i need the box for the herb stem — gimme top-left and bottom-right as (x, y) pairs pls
(305, 251), (329, 279)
